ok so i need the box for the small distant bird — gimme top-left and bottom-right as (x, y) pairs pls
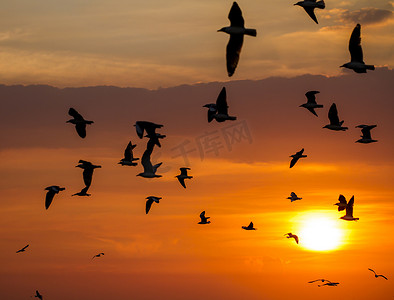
(118, 141), (139, 166)
(204, 87), (236, 123)
(218, 2), (256, 77)
(44, 185), (65, 209)
(76, 160), (101, 188)
(308, 279), (339, 287)
(34, 290), (43, 300)
(72, 186), (91, 197)
(16, 244), (29, 253)
(341, 24), (374, 73)
(323, 103), (348, 131)
(134, 121), (164, 147)
(334, 194), (348, 211)
(176, 167), (193, 188)
(355, 125), (377, 143)
(137, 140), (162, 178)
(308, 279), (328, 283)
(299, 91), (323, 117)
(287, 192), (302, 202)
(294, 0), (325, 24)
(284, 232), (299, 244)
(145, 196), (161, 214)
(92, 252), (104, 259)
(242, 222), (256, 230)
(66, 107), (94, 138)
(198, 211), (211, 224)
(368, 268), (388, 280)
(340, 195), (359, 221)
(289, 148), (307, 168)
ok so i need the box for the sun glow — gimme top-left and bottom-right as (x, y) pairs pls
(296, 212), (344, 251)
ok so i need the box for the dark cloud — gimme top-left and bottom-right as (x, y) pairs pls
(341, 7), (393, 25)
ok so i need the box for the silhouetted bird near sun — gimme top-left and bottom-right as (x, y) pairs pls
(198, 211), (211, 224)
(368, 268), (388, 280)
(287, 192), (302, 202)
(294, 0), (325, 24)
(34, 290), (43, 300)
(16, 244), (29, 253)
(323, 103), (348, 131)
(137, 139), (162, 178)
(134, 121), (164, 147)
(66, 107), (93, 138)
(299, 90), (323, 117)
(76, 160), (101, 188)
(218, 2), (256, 77)
(341, 24), (374, 73)
(44, 185), (65, 209)
(242, 222), (256, 230)
(145, 196), (161, 214)
(340, 195), (359, 221)
(176, 167), (193, 188)
(289, 148), (307, 168)
(284, 232), (299, 244)
(355, 124), (377, 143)
(92, 253), (104, 259)
(308, 279), (339, 287)
(204, 87), (236, 123)
(334, 194), (348, 211)
(72, 186), (91, 197)
(119, 141), (139, 166)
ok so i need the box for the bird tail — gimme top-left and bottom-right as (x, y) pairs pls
(244, 29), (257, 37)
(228, 116), (237, 121)
(316, 0), (325, 9)
(365, 64), (375, 70)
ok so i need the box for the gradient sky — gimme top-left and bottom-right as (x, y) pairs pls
(0, 1), (393, 300)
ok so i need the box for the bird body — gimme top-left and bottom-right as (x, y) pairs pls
(44, 185), (65, 209)
(198, 211), (211, 224)
(284, 232), (299, 244)
(66, 107), (93, 138)
(299, 91), (323, 116)
(76, 160), (101, 188)
(145, 196), (161, 214)
(356, 125), (377, 143)
(92, 252), (104, 259)
(289, 148), (307, 168)
(294, 0), (325, 24)
(119, 141), (139, 166)
(340, 195), (359, 221)
(287, 192), (302, 202)
(176, 167), (193, 188)
(242, 222), (256, 230)
(323, 103), (348, 131)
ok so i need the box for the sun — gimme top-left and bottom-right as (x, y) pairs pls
(295, 211), (344, 251)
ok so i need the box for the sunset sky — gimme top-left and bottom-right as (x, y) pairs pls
(0, 1), (393, 300)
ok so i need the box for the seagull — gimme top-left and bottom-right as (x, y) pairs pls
(72, 186), (91, 197)
(355, 125), (377, 143)
(242, 222), (256, 230)
(287, 192), (302, 202)
(341, 24), (375, 73)
(299, 91), (323, 117)
(206, 87), (237, 123)
(134, 121), (164, 147)
(294, 0), (325, 24)
(308, 279), (329, 283)
(118, 141), (139, 166)
(340, 195), (359, 221)
(323, 103), (348, 131)
(198, 211), (211, 224)
(289, 148), (307, 168)
(334, 194), (348, 211)
(92, 252), (104, 259)
(308, 279), (339, 287)
(44, 185), (65, 209)
(202, 103), (217, 123)
(137, 139), (162, 178)
(66, 107), (94, 138)
(218, 2), (256, 77)
(76, 160), (101, 188)
(284, 232), (299, 244)
(16, 244), (29, 253)
(34, 290), (43, 300)
(368, 268), (388, 280)
(176, 167), (193, 188)
(145, 196), (161, 214)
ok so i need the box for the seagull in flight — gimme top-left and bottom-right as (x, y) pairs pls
(218, 2), (256, 77)
(137, 139), (162, 178)
(34, 290), (43, 300)
(44, 185), (65, 209)
(334, 194), (349, 211)
(204, 87), (236, 123)
(341, 24), (374, 73)
(66, 107), (94, 138)
(119, 141), (139, 166)
(92, 252), (104, 259)
(323, 103), (348, 131)
(368, 268), (388, 280)
(287, 192), (302, 202)
(176, 167), (193, 188)
(340, 195), (359, 221)
(294, 0), (325, 24)
(308, 279), (339, 287)
(72, 186), (91, 197)
(202, 103), (217, 123)
(145, 196), (161, 214)
(289, 148), (307, 168)
(299, 91), (323, 117)
(242, 222), (256, 230)
(16, 244), (29, 253)
(76, 160), (101, 188)
(355, 125), (377, 143)
(198, 211), (211, 224)
(134, 121), (164, 147)
(284, 233), (299, 244)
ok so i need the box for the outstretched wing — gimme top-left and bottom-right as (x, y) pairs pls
(305, 91), (319, 104)
(45, 189), (56, 209)
(83, 169), (93, 188)
(146, 198), (154, 214)
(349, 24), (363, 63)
(290, 157), (299, 168)
(124, 142), (132, 161)
(177, 177), (186, 189)
(75, 122), (87, 138)
(226, 35), (243, 77)
(303, 7), (318, 24)
(228, 2), (244, 27)
(68, 108), (84, 120)
(345, 195), (355, 216)
(328, 103), (340, 125)
(180, 167), (190, 176)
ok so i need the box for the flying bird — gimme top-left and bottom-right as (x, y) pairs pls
(202, 103), (217, 123)
(16, 244), (29, 253)
(242, 222), (256, 230)
(294, 0), (325, 24)
(34, 290), (43, 300)
(76, 160), (101, 188)
(289, 148), (307, 168)
(341, 24), (375, 73)
(204, 87), (236, 123)
(308, 279), (339, 287)
(198, 211), (211, 224)
(299, 90), (323, 117)
(287, 192), (302, 202)
(92, 252), (105, 259)
(145, 196), (161, 214)
(284, 232), (299, 244)
(218, 2), (256, 77)
(323, 103), (348, 131)
(66, 107), (94, 138)
(368, 268), (388, 280)
(119, 141), (139, 166)
(355, 125), (377, 143)
(176, 167), (193, 188)
(134, 121), (164, 147)
(44, 185), (65, 209)
(334, 194), (348, 211)
(137, 139), (162, 178)
(72, 186), (91, 197)
(340, 195), (359, 221)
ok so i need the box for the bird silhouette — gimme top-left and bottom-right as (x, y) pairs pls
(34, 290), (43, 300)
(66, 107), (94, 138)
(334, 194), (348, 211)
(308, 279), (339, 287)
(44, 186), (65, 209)
(355, 125), (377, 143)
(218, 2), (256, 77)
(137, 139), (162, 178)
(198, 211), (211, 224)
(134, 121), (164, 147)
(299, 90), (323, 117)
(340, 195), (359, 221)
(16, 244), (29, 253)
(145, 196), (161, 214)
(76, 160), (101, 188)
(368, 268), (388, 280)
(92, 252), (105, 259)
(118, 141), (139, 166)
(289, 148), (307, 168)
(204, 87), (236, 123)
(294, 0), (325, 24)
(287, 192), (302, 202)
(242, 222), (256, 230)
(176, 167), (193, 188)
(323, 103), (348, 131)
(284, 232), (299, 244)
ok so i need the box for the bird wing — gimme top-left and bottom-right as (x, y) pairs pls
(146, 198), (154, 214)
(290, 192), (296, 197)
(135, 122), (145, 138)
(346, 195), (355, 216)
(349, 24), (363, 63)
(68, 108), (84, 120)
(361, 126), (373, 140)
(248, 222), (253, 229)
(75, 122), (87, 138)
(226, 34), (243, 77)
(338, 194), (347, 204)
(290, 157), (299, 168)
(305, 91), (319, 104)
(124, 142), (132, 161)
(228, 2), (244, 27)
(45, 189), (56, 209)
(200, 211), (206, 220)
(293, 235), (299, 244)
(216, 87), (229, 115)
(368, 268), (377, 275)
(296, 148), (305, 156)
(303, 7), (318, 24)
(328, 103), (340, 125)
(308, 279), (324, 283)
(180, 167), (190, 176)
(141, 145), (154, 173)
(307, 107), (318, 117)
(177, 177), (186, 188)
(83, 169), (94, 188)
(22, 244), (29, 250)
(81, 186), (90, 194)
(379, 275), (388, 280)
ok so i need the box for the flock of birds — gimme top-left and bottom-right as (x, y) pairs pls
(11, 1), (388, 298)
